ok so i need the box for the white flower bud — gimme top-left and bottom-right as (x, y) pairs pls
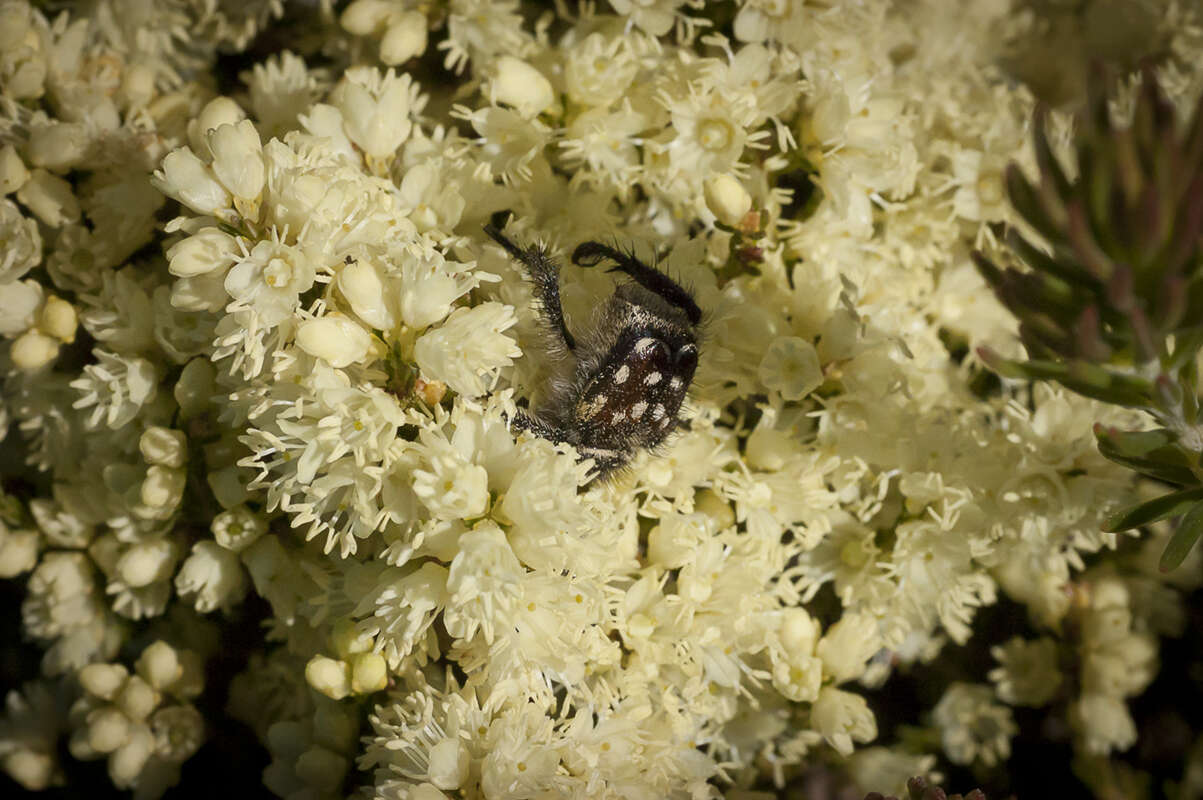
(137, 641), (183, 692)
(1090, 577), (1129, 610)
(3, 749), (57, 791)
(490, 56), (554, 118)
(781, 608), (819, 655)
(139, 426), (187, 468)
(427, 737), (469, 790)
(167, 227), (241, 277)
(704, 174), (752, 226)
(174, 358), (215, 420)
(116, 537), (179, 587)
(340, 0), (393, 34)
(0, 144), (30, 194)
(187, 96), (247, 157)
(16, 169), (80, 227)
(331, 618), (375, 658)
(27, 121), (89, 173)
(107, 725), (154, 789)
(0, 526), (38, 577)
(118, 64), (156, 110)
(86, 707), (131, 754)
(11, 330), (59, 370)
(349, 652), (388, 694)
(380, 12), (428, 65)
(152, 149), (231, 216)
(305, 656), (351, 700)
(208, 120), (265, 219)
(37, 295), (76, 343)
(79, 663), (130, 700)
(295, 746), (349, 793)
(115, 676), (159, 721)
(140, 465), (186, 509)
(745, 424), (797, 471)
(0, 279), (42, 336)
(338, 259), (395, 330)
(296, 313), (374, 368)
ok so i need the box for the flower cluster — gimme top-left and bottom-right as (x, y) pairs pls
(0, 1), (1200, 799)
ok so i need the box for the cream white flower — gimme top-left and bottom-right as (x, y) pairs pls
(607, 0), (685, 36)
(443, 522), (523, 642)
(243, 51), (325, 138)
(151, 150), (231, 217)
(224, 240), (318, 326)
(811, 687), (877, 756)
(413, 302), (521, 397)
(0, 523), (38, 578)
(397, 250), (480, 328)
(1071, 692), (1137, 756)
(331, 68), (417, 170)
(989, 637), (1062, 707)
(759, 336), (823, 400)
(70, 350), (158, 429)
(0, 198), (41, 283)
(354, 561), (449, 668)
(186, 97), (247, 158)
(397, 163), (465, 234)
(175, 541), (248, 613)
(563, 32), (640, 108)
(412, 455), (489, 521)
(0, 144), (31, 195)
(932, 683), (1017, 767)
(207, 120), (266, 220)
(16, 169), (79, 227)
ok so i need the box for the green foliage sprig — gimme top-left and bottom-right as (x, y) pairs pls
(973, 66), (1203, 571)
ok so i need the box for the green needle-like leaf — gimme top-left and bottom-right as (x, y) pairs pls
(1160, 499), (1203, 571)
(1103, 486), (1203, 532)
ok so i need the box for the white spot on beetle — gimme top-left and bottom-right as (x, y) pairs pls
(579, 395), (607, 417)
(614, 365), (630, 384)
(644, 371), (662, 386)
(631, 401), (648, 420)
